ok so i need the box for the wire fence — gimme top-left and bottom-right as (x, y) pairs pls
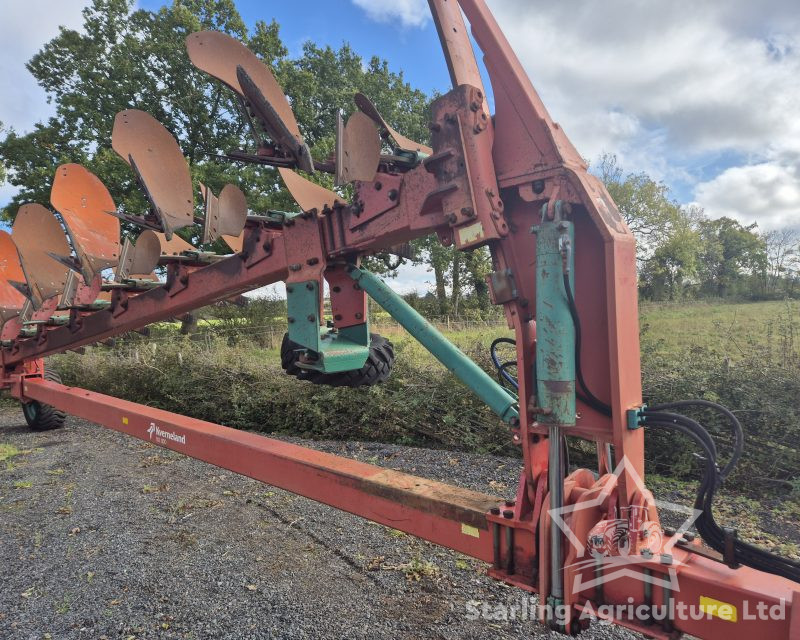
(68, 304), (800, 493)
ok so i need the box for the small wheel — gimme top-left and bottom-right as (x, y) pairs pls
(280, 333), (394, 387)
(22, 369), (66, 432)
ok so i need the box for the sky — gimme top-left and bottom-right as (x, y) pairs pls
(1, 0), (799, 295)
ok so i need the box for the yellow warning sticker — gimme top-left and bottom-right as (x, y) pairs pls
(461, 523), (480, 538)
(699, 596), (737, 622)
(122, 416), (128, 425)
(457, 222), (485, 246)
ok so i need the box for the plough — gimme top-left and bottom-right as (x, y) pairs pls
(2, 1), (799, 637)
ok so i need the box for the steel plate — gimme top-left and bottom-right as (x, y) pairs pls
(50, 163), (120, 280)
(111, 110), (194, 239)
(12, 204), (71, 307)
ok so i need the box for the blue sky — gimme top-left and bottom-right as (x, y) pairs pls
(1, 0), (799, 293)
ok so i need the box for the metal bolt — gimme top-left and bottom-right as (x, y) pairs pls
(446, 212), (458, 224)
(505, 499), (515, 507)
(307, 257), (319, 266)
(388, 189), (398, 201)
(470, 101), (480, 112)
(490, 507), (501, 516)
(429, 122), (441, 132)
(461, 206), (475, 217)
(532, 180), (545, 194)
(334, 314), (342, 321)
(289, 263), (301, 271)
(660, 554), (673, 566)
(355, 312), (363, 320)
(374, 182), (383, 191)
(663, 527), (676, 537)
(332, 286), (341, 293)
(286, 286), (294, 294)
(288, 317), (295, 323)
(307, 315), (315, 322)
(502, 510), (514, 519)
(683, 531), (696, 542)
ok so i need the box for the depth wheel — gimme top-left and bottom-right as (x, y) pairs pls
(22, 369), (66, 432)
(280, 333), (394, 387)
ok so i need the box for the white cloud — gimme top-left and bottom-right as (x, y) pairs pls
(351, 0), (429, 29)
(694, 161), (800, 231)
(0, 1), (89, 206)
(483, 0), (800, 167)
(0, 1), (89, 134)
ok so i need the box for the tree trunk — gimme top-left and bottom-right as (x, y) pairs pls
(433, 262), (448, 316)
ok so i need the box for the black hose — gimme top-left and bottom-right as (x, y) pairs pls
(562, 272), (612, 417)
(490, 337), (519, 391)
(645, 413), (800, 583)
(647, 399), (743, 480)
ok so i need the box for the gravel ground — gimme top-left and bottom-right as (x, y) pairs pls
(0, 408), (641, 640)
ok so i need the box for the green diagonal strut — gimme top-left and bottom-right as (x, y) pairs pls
(347, 266), (520, 424)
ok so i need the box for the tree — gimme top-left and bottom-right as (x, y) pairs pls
(0, 0), (429, 226)
(596, 153), (686, 264)
(764, 229), (800, 296)
(697, 217), (767, 298)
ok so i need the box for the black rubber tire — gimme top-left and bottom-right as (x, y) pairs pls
(280, 332), (394, 387)
(22, 369), (66, 431)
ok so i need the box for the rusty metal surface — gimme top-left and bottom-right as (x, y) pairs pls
(354, 93), (432, 155)
(0, 231), (27, 322)
(201, 183), (247, 244)
(429, 0), (485, 91)
(11, 204), (71, 308)
(155, 232), (195, 256)
(279, 168), (345, 213)
(50, 163), (120, 280)
(111, 110), (194, 239)
(186, 31), (300, 139)
(21, 377), (501, 560)
(339, 111), (380, 183)
(221, 233), (244, 253)
(119, 231), (162, 279)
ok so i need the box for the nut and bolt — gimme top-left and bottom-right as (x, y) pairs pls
(502, 510), (514, 519)
(288, 317), (295, 323)
(306, 283), (314, 290)
(355, 312), (363, 320)
(289, 263), (301, 271)
(660, 553), (673, 566)
(332, 286), (341, 293)
(490, 507), (501, 516)
(307, 257), (319, 266)
(307, 315), (316, 322)
(286, 286), (294, 293)
(334, 314), (343, 321)
(388, 189), (398, 201)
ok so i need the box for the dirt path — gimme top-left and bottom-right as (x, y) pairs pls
(0, 408), (641, 640)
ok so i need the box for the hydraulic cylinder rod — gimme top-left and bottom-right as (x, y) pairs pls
(347, 266), (519, 424)
(533, 212), (576, 610)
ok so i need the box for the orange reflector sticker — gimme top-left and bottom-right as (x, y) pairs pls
(122, 416), (128, 425)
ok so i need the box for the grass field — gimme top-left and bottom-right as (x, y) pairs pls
(640, 299), (800, 360)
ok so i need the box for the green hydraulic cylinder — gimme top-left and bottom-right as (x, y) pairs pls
(533, 219), (576, 426)
(347, 266), (519, 424)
